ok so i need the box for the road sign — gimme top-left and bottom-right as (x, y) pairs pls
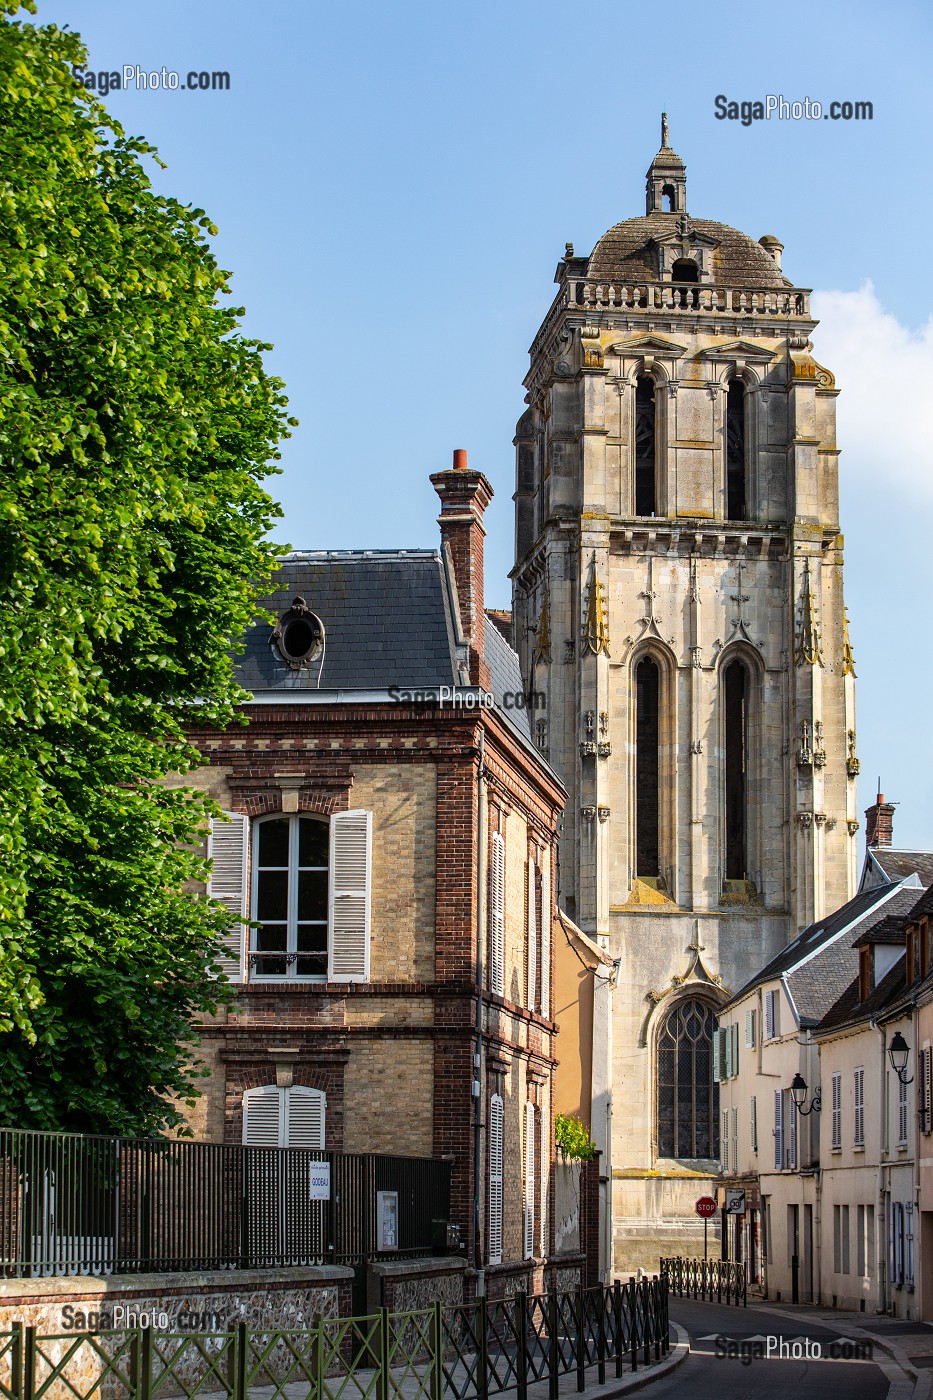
(725, 1188), (746, 1215)
(695, 1196), (717, 1219)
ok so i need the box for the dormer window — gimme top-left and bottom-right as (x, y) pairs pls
(272, 596), (325, 670)
(671, 258), (698, 283)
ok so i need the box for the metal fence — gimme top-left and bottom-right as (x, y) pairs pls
(0, 1130), (451, 1277)
(0, 1278), (669, 1400)
(660, 1255), (747, 1305)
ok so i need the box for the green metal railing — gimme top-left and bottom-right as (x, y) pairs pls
(0, 1278), (669, 1400)
(660, 1255), (747, 1305)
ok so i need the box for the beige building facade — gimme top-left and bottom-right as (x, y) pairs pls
(511, 118), (859, 1269)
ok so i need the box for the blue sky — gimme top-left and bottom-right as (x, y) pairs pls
(32, 0), (933, 852)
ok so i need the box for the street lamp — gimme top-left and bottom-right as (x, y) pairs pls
(790, 1073), (821, 1116)
(888, 1031), (914, 1085)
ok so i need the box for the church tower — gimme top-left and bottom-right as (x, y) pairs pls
(511, 118), (860, 1269)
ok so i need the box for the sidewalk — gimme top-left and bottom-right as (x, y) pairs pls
(756, 1300), (933, 1400)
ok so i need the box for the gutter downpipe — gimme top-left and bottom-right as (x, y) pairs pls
(473, 727), (487, 1297)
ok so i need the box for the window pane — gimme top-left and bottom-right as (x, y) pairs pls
(258, 818), (290, 867)
(298, 870), (328, 921)
(296, 922), (327, 978)
(256, 923), (287, 951)
(256, 871), (289, 921)
(298, 818), (329, 868)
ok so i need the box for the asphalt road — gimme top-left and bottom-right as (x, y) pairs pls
(641, 1297), (894, 1400)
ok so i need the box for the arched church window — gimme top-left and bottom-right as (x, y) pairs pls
(657, 998), (719, 1159)
(634, 377), (657, 517)
(726, 380), (747, 520)
(635, 656), (660, 878)
(724, 660), (749, 880)
(661, 184), (676, 212)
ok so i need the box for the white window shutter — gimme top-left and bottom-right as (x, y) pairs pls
(540, 852), (551, 1019)
(490, 833), (505, 996)
(788, 1095), (797, 1168)
(774, 1089), (783, 1170)
(745, 1009), (755, 1049)
(750, 1095), (757, 1152)
(328, 810), (372, 982)
(721, 1111), (729, 1173)
(765, 991), (774, 1039)
(208, 812), (248, 982)
(526, 859), (537, 1011)
(242, 1084), (284, 1147)
(523, 1101), (535, 1259)
(713, 1029), (722, 1083)
(724, 1026), (733, 1079)
(285, 1086), (326, 1150)
(488, 1094), (504, 1264)
(924, 1048), (932, 1134)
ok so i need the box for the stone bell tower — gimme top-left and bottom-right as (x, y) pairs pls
(511, 117), (859, 1269)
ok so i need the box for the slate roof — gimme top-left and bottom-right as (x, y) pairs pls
(235, 550), (460, 693)
(860, 847), (933, 890)
(786, 888), (922, 1026)
(726, 882), (922, 1023)
(232, 550), (537, 744)
(815, 957), (910, 1037)
(852, 914), (908, 948)
(587, 215), (789, 288)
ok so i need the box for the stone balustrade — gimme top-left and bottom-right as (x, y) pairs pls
(566, 279), (811, 317)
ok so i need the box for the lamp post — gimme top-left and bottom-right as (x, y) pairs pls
(888, 1031), (914, 1085)
(790, 1073), (821, 1116)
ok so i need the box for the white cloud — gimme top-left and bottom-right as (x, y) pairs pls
(811, 282), (933, 498)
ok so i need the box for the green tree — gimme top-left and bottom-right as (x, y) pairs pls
(0, 2), (292, 1132)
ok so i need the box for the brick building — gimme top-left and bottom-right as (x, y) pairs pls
(181, 452), (568, 1299)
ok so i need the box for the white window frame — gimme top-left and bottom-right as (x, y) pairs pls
(249, 810), (372, 983)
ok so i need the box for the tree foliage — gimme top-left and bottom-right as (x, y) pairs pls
(554, 1114), (596, 1162)
(0, 1), (292, 1132)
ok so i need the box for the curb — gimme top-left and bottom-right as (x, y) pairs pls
(743, 1303), (924, 1398)
(588, 1322), (689, 1396)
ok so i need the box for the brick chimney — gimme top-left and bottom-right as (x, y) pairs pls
(431, 449), (493, 691)
(865, 786), (896, 849)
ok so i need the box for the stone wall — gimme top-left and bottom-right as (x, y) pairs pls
(366, 1256), (467, 1312)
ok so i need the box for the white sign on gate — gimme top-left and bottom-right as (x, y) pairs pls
(309, 1161), (331, 1201)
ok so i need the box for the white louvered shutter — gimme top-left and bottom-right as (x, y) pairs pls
(527, 859), (537, 1011)
(285, 1086), (326, 1150)
(540, 852), (551, 1019)
(765, 991), (774, 1039)
(243, 1084), (284, 1146)
(208, 812), (248, 982)
(713, 1029), (722, 1083)
(328, 810), (372, 981)
(724, 1026), (733, 1079)
(745, 1009), (755, 1049)
(488, 1094), (504, 1264)
(774, 1090), (784, 1170)
(490, 833), (505, 996)
(788, 1094), (797, 1168)
(523, 1101), (536, 1259)
(722, 1111), (729, 1172)
(854, 1067), (865, 1146)
(539, 1097), (548, 1256)
(750, 1096), (757, 1153)
(732, 1106), (738, 1170)
(832, 1072), (842, 1149)
(924, 1048), (933, 1134)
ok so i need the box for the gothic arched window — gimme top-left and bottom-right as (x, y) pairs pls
(724, 660), (749, 880)
(726, 379), (747, 520)
(635, 656), (660, 878)
(657, 998), (719, 1159)
(634, 376), (657, 516)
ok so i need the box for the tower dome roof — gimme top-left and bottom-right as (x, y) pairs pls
(588, 214), (789, 288)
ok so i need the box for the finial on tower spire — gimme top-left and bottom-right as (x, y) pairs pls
(661, 112), (669, 147)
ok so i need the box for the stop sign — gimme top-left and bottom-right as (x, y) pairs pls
(695, 1196), (717, 1219)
